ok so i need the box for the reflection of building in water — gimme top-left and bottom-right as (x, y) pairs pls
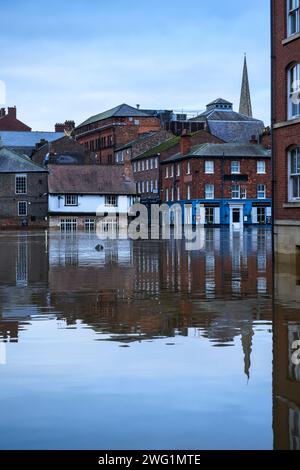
(273, 294), (300, 449)
(0, 232), (49, 343)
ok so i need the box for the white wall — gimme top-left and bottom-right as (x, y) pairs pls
(49, 194), (133, 215)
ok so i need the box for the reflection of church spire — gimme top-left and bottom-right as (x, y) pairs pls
(239, 54), (253, 117)
(241, 322), (254, 381)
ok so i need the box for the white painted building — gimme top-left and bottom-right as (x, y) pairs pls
(48, 164), (137, 230)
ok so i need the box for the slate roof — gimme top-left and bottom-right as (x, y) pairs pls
(0, 147), (47, 173)
(115, 132), (157, 151)
(206, 98), (233, 107)
(0, 131), (64, 150)
(162, 143), (271, 163)
(77, 104), (151, 128)
(48, 165), (137, 195)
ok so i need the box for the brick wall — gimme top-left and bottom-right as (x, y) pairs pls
(272, 0), (300, 221)
(0, 107), (31, 131)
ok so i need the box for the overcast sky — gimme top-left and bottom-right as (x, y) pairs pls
(0, 0), (270, 131)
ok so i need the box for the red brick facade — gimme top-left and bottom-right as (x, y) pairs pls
(272, 0), (300, 221)
(75, 115), (161, 165)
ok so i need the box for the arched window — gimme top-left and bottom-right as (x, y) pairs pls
(288, 0), (300, 36)
(288, 63), (300, 119)
(288, 146), (300, 200)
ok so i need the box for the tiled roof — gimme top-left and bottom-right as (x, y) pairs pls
(0, 131), (64, 149)
(0, 147), (47, 173)
(77, 104), (151, 128)
(48, 165), (137, 195)
(132, 136), (180, 160)
(206, 98), (233, 107)
(115, 132), (157, 151)
(162, 143), (271, 163)
(208, 121), (264, 144)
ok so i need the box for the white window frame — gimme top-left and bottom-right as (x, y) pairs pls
(177, 163), (180, 176)
(187, 185), (191, 200)
(155, 157), (158, 169)
(241, 188), (247, 199)
(165, 166), (169, 178)
(257, 161), (266, 174)
(231, 161), (240, 174)
(288, 63), (300, 119)
(257, 184), (266, 199)
(65, 194), (78, 206)
(15, 174), (27, 195)
(18, 201), (27, 216)
(289, 146), (300, 201)
(105, 195), (118, 206)
(205, 184), (214, 199)
(177, 187), (180, 201)
(231, 184), (240, 199)
(146, 159), (149, 170)
(165, 188), (169, 202)
(187, 161), (191, 175)
(288, 0), (300, 36)
(205, 161), (214, 174)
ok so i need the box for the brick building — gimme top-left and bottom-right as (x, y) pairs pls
(161, 135), (271, 227)
(114, 130), (172, 164)
(0, 147), (48, 229)
(272, 0), (300, 259)
(0, 107), (31, 132)
(132, 130), (223, 204)
(75, 103), (161, 165)
(0, 130), (64, 156)
(31, 135), (98, 166)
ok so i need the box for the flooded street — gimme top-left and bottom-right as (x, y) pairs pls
(0, 228), (299, 450)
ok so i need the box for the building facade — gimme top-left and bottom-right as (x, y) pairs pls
(75, 103), (161, 165)
(272, 0), (300, 259)
(132, 130), (223, 205)
(0, 107), (31, 132)
(47, 164), (137, 230)
(161, 136), (272, 228)
(0, 147), (48, 229)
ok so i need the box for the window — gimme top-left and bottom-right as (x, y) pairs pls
(155, 158), (158, 169)
(170, 165), (174, 178)
(150, 159), (153, 170)
(257, 184), (266, 199)
(241, 188), (247, 199)
(177, 163), (180, 176)
(150, 180), (154, 192)
(133, 162), (137, 173)
(165, 189), (169, 202)
(288, 63), (300, 119)
(289, 146), (300, 200)
(205, 207), (214, 225)
(257, 207), (266, 225)
(165, 167), (169, 178)
(231, 184), (240, 199)
(141, 181), (145, 193)
(141, 160), (145, 171)
(85, 219), (96, 231)
(187, 185), (191, 200)
(137, 161), (141, 172)
(15, 174), (27, 194)
(65, 195), (78, 206)
(155, 179), (158, 191)
(231, 161), (240, 174)
(205, 161), (214, 174)
(288, 0), (300, 36)
(146, 180), (149, 193)
(105, 195), (118, 206)
(205, 184), (214, 199)
(257, 161), (266, 174)
(171, 188), (174, 201)
(60, 219), (77, 231)
(177, 187), (180, 201)
(18, 201), (27, 216)
(187, 162), (191, 175)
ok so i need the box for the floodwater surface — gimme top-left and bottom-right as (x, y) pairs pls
(0, 228), (299, 450)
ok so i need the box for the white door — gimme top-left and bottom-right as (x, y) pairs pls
(230, 205), (244, 230)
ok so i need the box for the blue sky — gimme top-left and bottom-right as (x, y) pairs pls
(0, 0), (270, 130)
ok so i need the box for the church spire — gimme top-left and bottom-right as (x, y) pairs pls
(239, 54), (253, 117)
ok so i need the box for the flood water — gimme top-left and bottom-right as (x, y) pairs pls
(0, 228), (299, 450)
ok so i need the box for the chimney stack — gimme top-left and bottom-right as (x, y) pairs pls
(8, 106), (17, 119)
(136, 104), (140, 110)
(55, 120), (75, 133)
(0, 108), (6, 118)
(180, 130), (191, 155)
(123, 150), (133, 181)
